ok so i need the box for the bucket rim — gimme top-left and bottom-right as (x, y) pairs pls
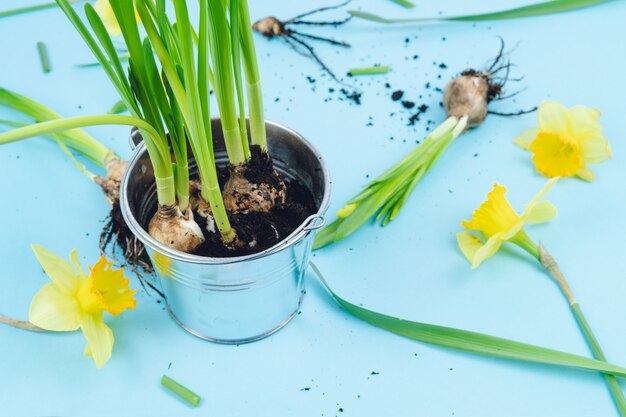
(120, 118), (331, 265)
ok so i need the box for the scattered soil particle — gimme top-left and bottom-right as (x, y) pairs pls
(401, 100), (415, 109)
(391, 90), (404, 101)
(340, 88), (362, 105)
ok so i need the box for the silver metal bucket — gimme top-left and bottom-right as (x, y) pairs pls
(120, 119), (331, 344)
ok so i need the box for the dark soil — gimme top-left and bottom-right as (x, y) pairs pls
(194, 148), (317, 258)
(242, 145), (283, 190)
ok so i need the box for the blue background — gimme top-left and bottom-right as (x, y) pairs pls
(1, 1), (626, 416)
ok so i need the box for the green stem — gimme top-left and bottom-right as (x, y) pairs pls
(0, 88), (115, 166)
(572, 303), (626, 415)
(238, 0), (266, 149)
(537, 244), (626, 416)
(0, 115), (175, 205)
(0, 314), (45, 332)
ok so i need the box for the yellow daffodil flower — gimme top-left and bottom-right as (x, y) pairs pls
(28, 245), (136, 368)
(94, 0), (140, 36)
(513, 101), (611, 181)
(456, 178), (559, 268)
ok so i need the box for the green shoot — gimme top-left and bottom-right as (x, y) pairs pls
(0, 88), (114, 166)
(238, 0), (266, 149)
(314, 117), (467, 249)
(310, 262), (626, 378)
(349, 0), (614, 24)
(0, 118), (97, 180)
(136, 0), (236, 242)
(348, 66), (390, 76)
(230, 0), (250, 157)
(37, 42), (52, 73)
(207, 0), (248, 165)
(161, 375), (201, 407)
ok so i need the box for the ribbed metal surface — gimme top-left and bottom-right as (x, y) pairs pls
(120, 119), (330, 343)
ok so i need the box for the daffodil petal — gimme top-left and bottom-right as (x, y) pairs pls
(529, 177), (560, 206)
(580, 135), (612, 164)
(70, 249), (88, 279)
(456, 232), (484, 265)
(80, 314), (114, 369)
(471, 234), (505, 269)
(568, 105), (602, 137)
(576, 168), (596, 182)
(513, 127), (539, 151)
(525, 201), (558, 224)
(31, 245), (80, 294)
(29, 283), (81, 331)
(537, 101), (568, 134)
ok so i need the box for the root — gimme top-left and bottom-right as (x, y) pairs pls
(99, 199), (159, 297)
(285, 0), (352, 23)
(488, 107), (538, 117)
(286, 34), (341, 81)
(288, 16), (353, 26)
(486, 37), (506, 73)
(289, 30), (350, 47)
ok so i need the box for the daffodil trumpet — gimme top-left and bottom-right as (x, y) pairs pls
(457, 180), (626, 415)
(314, 43), (531, 249)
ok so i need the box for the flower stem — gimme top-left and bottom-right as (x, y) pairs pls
(539, 244), (626, 416)
(0, 315), (44, 332)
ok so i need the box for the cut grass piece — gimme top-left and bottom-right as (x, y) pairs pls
(349, 0), (615, 24)
(161, 375), (201, 408)
(310, 262), (626, 378)
(348, 66), (390, 76)
(389, 0), (415, 8)
(37, 42), (51, 73)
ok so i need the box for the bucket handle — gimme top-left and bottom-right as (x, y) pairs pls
(302, 214), (326, 231)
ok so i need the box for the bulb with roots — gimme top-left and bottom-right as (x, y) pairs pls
(222, 146), (287, 215)
(442, 41), (535, 128)
(148, 205), (205, 253)
(443, 70), (491, 128)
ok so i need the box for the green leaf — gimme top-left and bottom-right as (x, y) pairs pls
(0, 2), (57, 19)
(310, 262), (626, 378)
(349, 0), (614, 24)
(108, 100), (127, 114)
